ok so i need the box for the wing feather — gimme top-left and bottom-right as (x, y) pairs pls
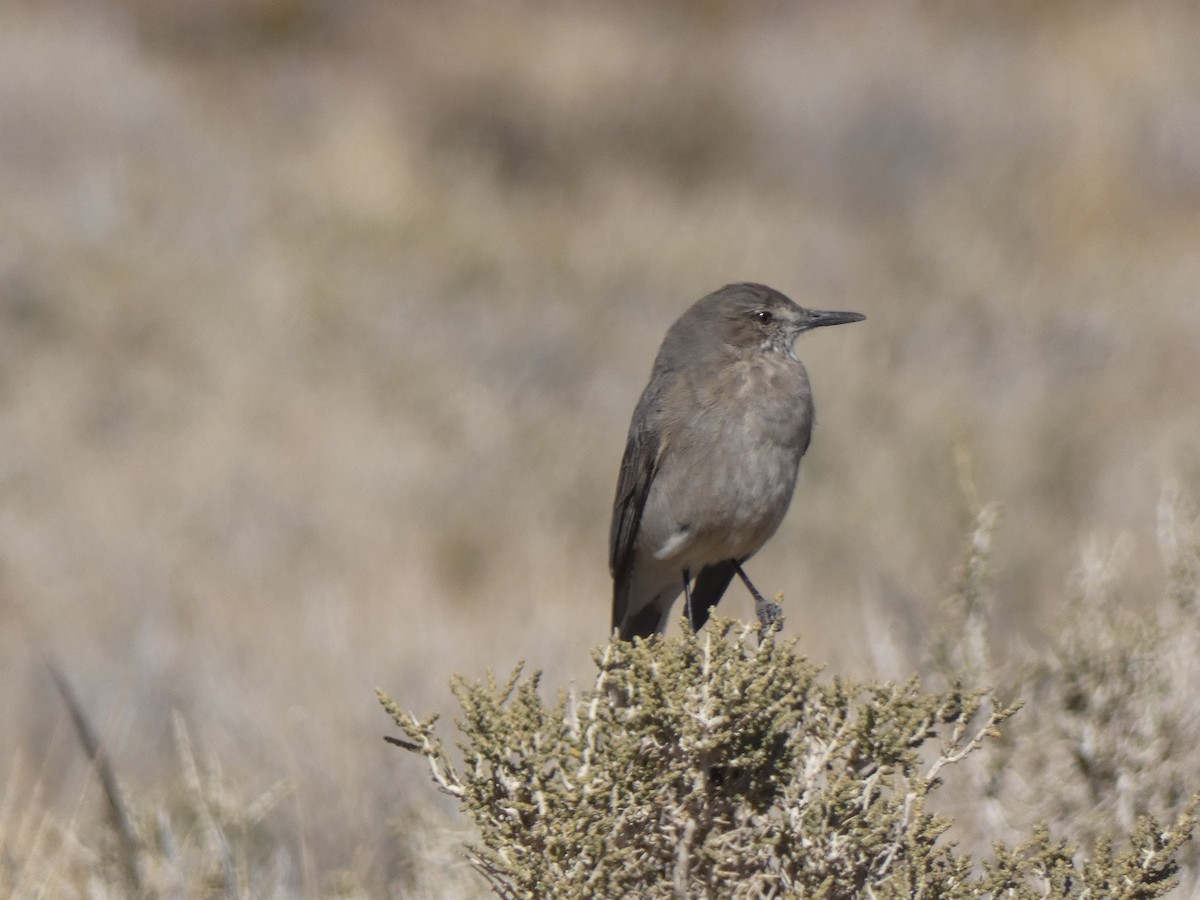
(609, 412), (664, 632)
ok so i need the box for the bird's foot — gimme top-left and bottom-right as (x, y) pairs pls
(754, 594), (783, 642)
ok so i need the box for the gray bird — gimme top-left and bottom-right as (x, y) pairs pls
(609, 283), (864, 641)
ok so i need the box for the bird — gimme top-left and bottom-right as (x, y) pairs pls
(609, 282), (864, 641)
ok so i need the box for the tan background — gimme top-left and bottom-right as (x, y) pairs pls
(2, 0), (1198, 892)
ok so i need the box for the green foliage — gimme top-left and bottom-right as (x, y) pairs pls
(380, 621), (1195, 898)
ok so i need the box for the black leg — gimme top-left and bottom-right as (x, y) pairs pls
(734, 563), (782, 639)
(733, 563), (766, 606)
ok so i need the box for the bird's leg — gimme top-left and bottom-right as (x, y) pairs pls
(734, 563), (783, 639)
(682, 567), (693, 633)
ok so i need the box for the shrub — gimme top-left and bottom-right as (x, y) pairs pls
(380, 619), (1196, 898)
(937, 492), (1200, 882)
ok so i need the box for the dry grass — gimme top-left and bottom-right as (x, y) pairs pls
(2, 0), (1199, 895)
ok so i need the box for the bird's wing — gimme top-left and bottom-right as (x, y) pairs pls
(609, 417), (664, 632)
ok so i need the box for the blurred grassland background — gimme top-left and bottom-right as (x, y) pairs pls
(1, 0), (1199, 895)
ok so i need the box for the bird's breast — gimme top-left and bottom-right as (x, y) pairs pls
(643, 354), (813, 566)
(716, 354), (813, 452)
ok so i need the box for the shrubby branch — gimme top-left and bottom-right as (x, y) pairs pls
(381, 618), (1193, 898)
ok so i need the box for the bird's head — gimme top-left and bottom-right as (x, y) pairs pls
(700, 283), (865, 358)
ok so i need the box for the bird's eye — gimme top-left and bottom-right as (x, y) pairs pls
(752, 309), (773, 324)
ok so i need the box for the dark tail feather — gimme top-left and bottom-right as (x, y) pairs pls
(612, 580), (627, 635)
(620, 603), (667, 641)
(689, 561), (738, 632)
